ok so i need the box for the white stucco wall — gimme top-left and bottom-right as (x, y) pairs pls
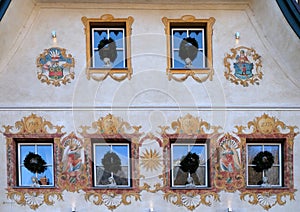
(0, 0), (299, 211)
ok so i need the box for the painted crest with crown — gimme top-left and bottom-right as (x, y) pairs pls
(36, 47), (75, 86)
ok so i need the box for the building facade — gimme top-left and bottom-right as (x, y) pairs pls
(0, 0), (299, 211)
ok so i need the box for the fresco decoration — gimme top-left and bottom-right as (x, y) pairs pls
(164, 191), (220, 211)
(78, 114), (143, 211)
(235, 113), (299, 210)
(159, 114), (222, 210)
(58, 132), (88, 192)
(214, 133), (244, 192)
(36, 47), (75, 86)
(224, 46), (262, 87)
(2, 114), (65, 209)
(139, 133), (165, 193)
(6, 189), (63, 210)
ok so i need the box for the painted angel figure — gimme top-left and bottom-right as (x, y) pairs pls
(62, 143), (84, 182)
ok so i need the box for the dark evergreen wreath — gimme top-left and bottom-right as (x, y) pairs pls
(102, 151), (122, 174)
(23, 152), (47, 174)
(179, 37), (199, 61)
(252, 151), (274, 172)
(97, 38), (117, 63)
(180, 152), (200, 174)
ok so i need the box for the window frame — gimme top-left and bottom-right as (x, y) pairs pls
(246, 140), (283, 188)
(170, 139), (209, 188)
(92, 138), (132, 188)
(162, 15), (215, 82)
(16, 139), (54, 187)
(82, 14), (134, 82)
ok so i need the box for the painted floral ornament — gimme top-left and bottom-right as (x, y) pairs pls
(224, 46), (262, 86)
(36, 47), (75, 86)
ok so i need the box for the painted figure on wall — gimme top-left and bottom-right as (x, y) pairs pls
(234, 49), (254, 79)
(62, 139), (85, 184)
(214, 134), (244, 192)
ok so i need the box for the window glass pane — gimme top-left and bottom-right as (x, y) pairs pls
(190, 145), (206, 165)
(189, 30), (203, 48)
(95, 145), (110, 165)
(248, 167), (263, 185)
(173, 50), (185, 68)
(110, 30), (124, 48)
(20, 166), (33, 186)
(20, 145), (35, 163)
(114, 50), (125, 68)
(94, 30), (107, 48)
(173, 30), (187, 48)
(38, 167), (53, 186)
(264, 145), (280, 164)
(37, 145), (53, 165)
(248, 145), (262, 164)
(267, 166), (280, 185)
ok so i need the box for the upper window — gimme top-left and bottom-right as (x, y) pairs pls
(162, 15), (215, 82)
(82, 14), (134, 81)
(17, 139), (54, 187)
(171, 139), (208, 188)
(246, 139), (283, 187)
(92, 139), (131, 188)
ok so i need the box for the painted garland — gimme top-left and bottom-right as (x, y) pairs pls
(23, 152), (47, 174)
(252, 151), (274, 172)
(179, 37), (199, 61)
(180, 152), (200, 174)
(102, 152), (122, 174)
(97, 38), (117, 63)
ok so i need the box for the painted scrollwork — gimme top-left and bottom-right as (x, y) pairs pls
(224, 46), (262, 86)
(7, 189), (63, 210)
(240, 191), (295, 211)
(79, 114), (143, 210)
(164, 191), (219, 211)
(236, 113), (298, 210)
(58, 132), (88, 192)
(85, 191), (141, 211)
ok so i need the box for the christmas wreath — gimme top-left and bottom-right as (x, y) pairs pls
(97, 38), (117, 63)
(179, 37), (199, 61)
(23, 152), (47, 174)
(180, 152), (200, 174)
(102, 152), (121, 174)
(252, 151), (274, 172)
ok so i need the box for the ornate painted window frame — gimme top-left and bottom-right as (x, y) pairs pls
(162, 15), (215, 83)
(78, 114), (142, 211)
(82, 14), (134, 82)
(159, 114), (222, 210)
(235, 113), (298, 210)
(2, 114), (65, 210)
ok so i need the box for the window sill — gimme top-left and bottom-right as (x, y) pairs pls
(86, 67), (132, 81)
(167, 67), (213, 82)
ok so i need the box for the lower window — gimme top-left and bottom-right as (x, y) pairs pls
(17, 139), (54, 187)
(93, 139), (131, 188)
(171, 140), (208, 188)
(247, 139), (283, 187)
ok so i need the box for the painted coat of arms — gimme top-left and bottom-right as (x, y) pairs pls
(36, 47), (75, 86)
(224, 46), (262, 86)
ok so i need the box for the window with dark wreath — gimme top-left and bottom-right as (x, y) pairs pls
(170, 139), (209, 188)
(92, 138), (132, 188)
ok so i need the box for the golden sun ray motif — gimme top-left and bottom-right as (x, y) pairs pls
(140, 149), (162, 172)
